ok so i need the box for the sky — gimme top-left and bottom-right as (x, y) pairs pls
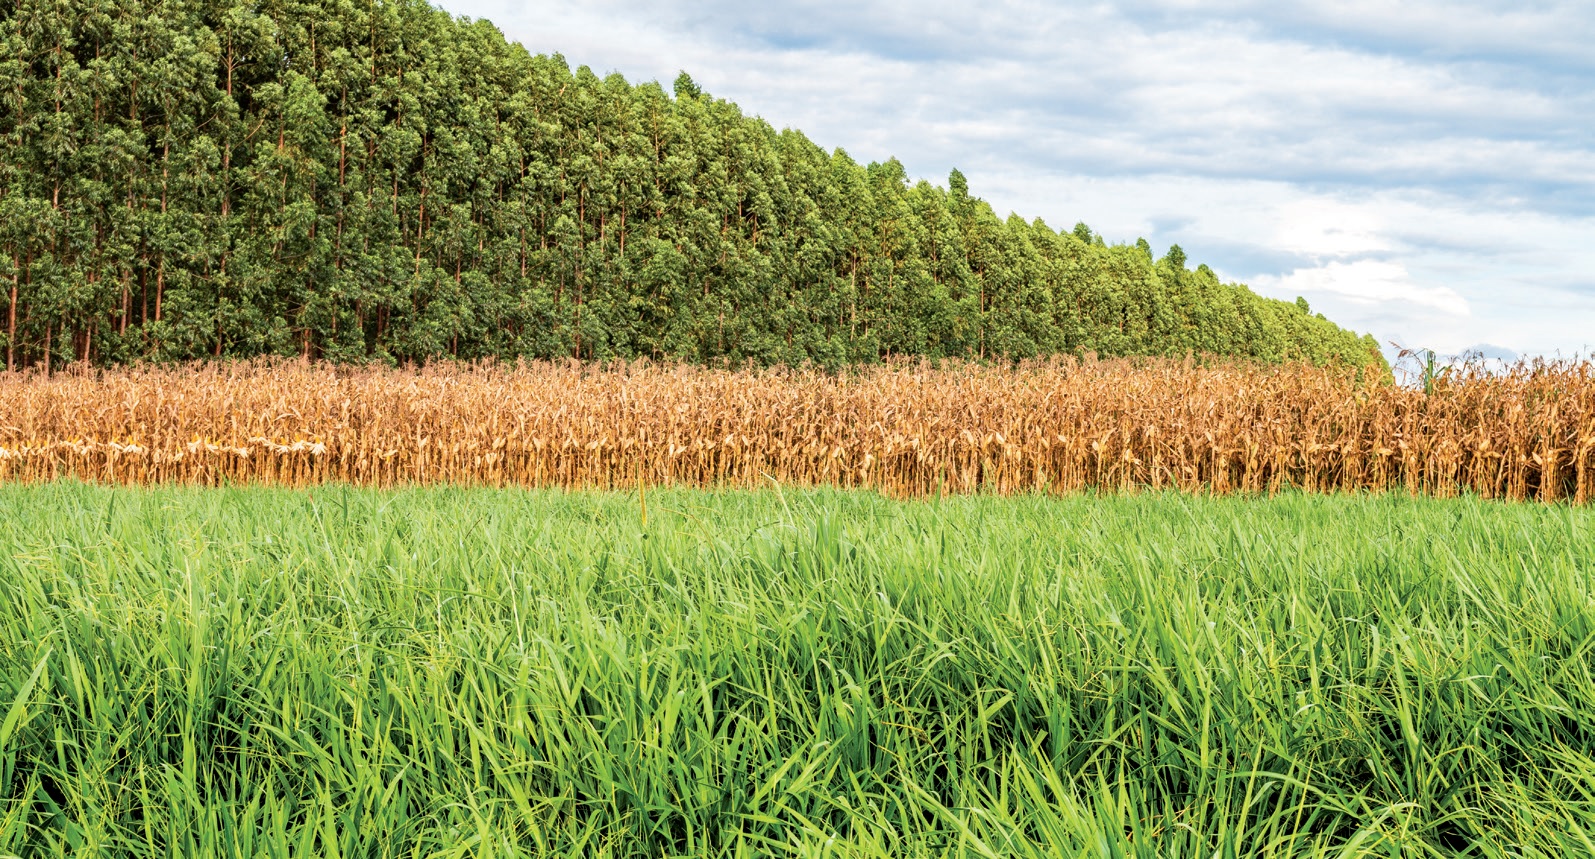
(443, 0), (1595, 359)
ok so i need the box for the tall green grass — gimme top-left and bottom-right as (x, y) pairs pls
(1, 483), (1593, 857)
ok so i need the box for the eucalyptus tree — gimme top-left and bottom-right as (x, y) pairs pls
(0, 0), (1383, 370)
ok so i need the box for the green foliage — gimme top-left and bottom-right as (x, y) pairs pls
(0, 0), (1383, 370)
(2, 483), (1593, 855)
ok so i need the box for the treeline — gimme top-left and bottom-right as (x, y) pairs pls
(0, 0), (1382, 370)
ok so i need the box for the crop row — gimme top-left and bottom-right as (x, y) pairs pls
(2, 357), (1592, 501)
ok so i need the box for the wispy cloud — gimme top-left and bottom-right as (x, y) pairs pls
(1253, 261), (1470, 316)
(447, 0), (1595, 356)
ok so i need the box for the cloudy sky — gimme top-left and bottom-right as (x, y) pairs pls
(444, 0), (1593, 358)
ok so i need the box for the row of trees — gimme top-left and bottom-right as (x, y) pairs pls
(0, 0), (1382, 370)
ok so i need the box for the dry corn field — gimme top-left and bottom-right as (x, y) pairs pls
(2, 358), (1593, 502)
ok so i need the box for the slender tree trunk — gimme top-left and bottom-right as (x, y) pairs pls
(5, 262), (16, 372)
(414, 145), (428, 274)
(220, 147), (231, 218)
(156, 138), (169, 323)
(335, 110), (347, 268)
(222, 43), (234, 223)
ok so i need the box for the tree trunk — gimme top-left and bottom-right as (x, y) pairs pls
(6, 261), (16, 372)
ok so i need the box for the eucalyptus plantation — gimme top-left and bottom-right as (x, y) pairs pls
(0, 0), (1380, 370)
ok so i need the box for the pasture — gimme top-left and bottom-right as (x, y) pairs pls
(2, 482), (1592, 856)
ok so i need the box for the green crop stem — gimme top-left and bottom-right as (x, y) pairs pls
(1, 482), (1593, 856)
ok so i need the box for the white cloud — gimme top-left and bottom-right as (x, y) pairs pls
(1269, 200), (1391, 259)
(1253, 261), (1470, 316)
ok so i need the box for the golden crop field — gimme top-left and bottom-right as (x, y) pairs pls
(1, 357), (1592, 502)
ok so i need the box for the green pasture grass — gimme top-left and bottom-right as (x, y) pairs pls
(1, 482), (1593, 857)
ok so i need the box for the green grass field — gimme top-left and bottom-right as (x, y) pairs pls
(2, 483), (1593, 857)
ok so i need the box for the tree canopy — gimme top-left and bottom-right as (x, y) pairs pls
(0, 0), (1383, 370)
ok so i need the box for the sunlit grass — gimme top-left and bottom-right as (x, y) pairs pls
(2, 482), (1594, 856)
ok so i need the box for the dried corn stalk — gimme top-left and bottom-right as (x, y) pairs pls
(1, 358), (1591, 502)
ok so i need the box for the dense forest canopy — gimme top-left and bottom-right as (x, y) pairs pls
(0, 0), (1383, 371)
